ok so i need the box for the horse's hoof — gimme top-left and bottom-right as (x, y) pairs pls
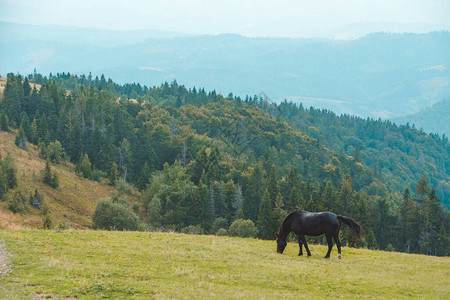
(298, 253), (303, 256)
(324, 256), (330, 259)
(338, 254), (342, 260)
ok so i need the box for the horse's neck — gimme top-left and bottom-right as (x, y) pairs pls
(280, 214), (294, 239)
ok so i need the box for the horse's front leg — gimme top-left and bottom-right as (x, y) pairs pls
(300, 235), (312, 256)
(298, 236), (303, 256)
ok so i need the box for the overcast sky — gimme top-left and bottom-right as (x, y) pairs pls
(1, 0), (449, 38)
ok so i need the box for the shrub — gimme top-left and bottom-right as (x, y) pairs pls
(92, 198), (142, 231)
(211, 217), (228, 234)
(216, 228), (228, 236)
(92, 169), (107, 182)
(42, 206), (53, 229)
(47, 141), (66, 163)
(229, 219), (258, 238)
(8, 192), (27, 214)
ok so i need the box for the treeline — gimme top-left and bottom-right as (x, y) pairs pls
(271, 100), (449, 208)
(0, 72), (448, 256)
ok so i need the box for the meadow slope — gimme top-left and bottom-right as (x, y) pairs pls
(0, 130), (120, 229)
(0, 230), (448, 299)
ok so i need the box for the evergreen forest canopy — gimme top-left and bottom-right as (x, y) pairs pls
(0, 72), (449, 256)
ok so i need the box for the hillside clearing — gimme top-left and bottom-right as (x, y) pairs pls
(0, 130), (122, 229)
(0, 230), (448, 299)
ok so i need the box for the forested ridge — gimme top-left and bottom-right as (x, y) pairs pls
(0, 72), (449, 256)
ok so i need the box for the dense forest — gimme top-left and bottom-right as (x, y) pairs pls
(0, 72), (449, 256)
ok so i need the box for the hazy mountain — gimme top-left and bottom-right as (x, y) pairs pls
(1, 22), (449, 130)
(0, 21), (188, 46)
(393, 98), (450, 137)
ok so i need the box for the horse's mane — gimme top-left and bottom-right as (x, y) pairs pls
(277, 210), (302, 235)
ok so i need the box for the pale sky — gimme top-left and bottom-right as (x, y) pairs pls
(1, 0), (449, 38)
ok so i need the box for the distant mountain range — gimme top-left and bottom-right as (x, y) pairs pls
(393, 98), (450, 137)
(1, 22), (449, 135)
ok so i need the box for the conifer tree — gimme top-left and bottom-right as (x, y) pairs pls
(136, 162), (151, 191)
(19, 113), (31, 141)
(198, 177), (212, 231)
(43, 159), (52, 182)
(38, 113), (50, 145)
(15, 126), (27, 150)
(242, 163), (264, 222)
(188, 147), (208, 185)
(258, 189), (274, 240)
(78, 153), (93, 179)
(267, 164), (278, 204)
(3, 153), (18, 189)
(30, 116), (38, 144)
(338, 174), (354, 214)
(109, 162), (119, 186)
(0, 112), (9, 132)
(319, 180), (335, 211)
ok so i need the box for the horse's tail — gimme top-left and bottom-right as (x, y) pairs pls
(337, 215), (363, 239)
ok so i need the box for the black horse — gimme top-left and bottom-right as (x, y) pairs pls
(276, 210), (363, 259)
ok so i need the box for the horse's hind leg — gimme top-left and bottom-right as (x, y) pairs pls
(324, 234), (333, 258)
(334, 233), (342, 259)
(300, 235), (311, 256)
(298, 236), (303, 256)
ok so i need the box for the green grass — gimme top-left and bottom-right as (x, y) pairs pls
(1, 230), (449, 299)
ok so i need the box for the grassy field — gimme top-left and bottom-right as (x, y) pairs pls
(0, 230), (448, 299)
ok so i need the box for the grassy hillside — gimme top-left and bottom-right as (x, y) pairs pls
(0, 130), (120, 229)
(0, 230), (448, 299)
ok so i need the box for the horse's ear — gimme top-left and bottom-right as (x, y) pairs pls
(275, 233), (279, 239)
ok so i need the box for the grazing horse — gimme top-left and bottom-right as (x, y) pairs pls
(276, 210), (363, 259)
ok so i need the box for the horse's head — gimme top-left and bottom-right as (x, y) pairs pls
(276, 233), (287, 254)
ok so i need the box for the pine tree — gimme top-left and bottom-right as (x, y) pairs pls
(243, 163), (264, 222)
(285, 185), (303, 212)
(15, 126), (27, 150)
(42, 159), (58, 188)
(258, 189), (274, 240)
(19, 113), (31, 141)
(188, 147), (208, 185)
(3, 153), (18, 189)
(415, 174), (429, 207)
(136, 162), (151, 191)
(1, 74), (23, 125)
(109, 162), (119, 186)
(267, 164), (278, 204)
(338, 174), (354, 214)
(0, 159), (8, 199)
(30, 116), (38, 144)
(354, 145), (361, 163)
(0, 112), (9, 132)
(232, 184), (243, 221)
(319, 180), (335, 211)
(39, 141), (48, 160)
(147, 196), (162, 227)
(78, 153), (93, 179)
(272, 192), (285, 227)
(198, 178), (212, 232)
(38, 113), (50, 145)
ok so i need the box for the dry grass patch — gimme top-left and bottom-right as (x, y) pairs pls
(0, 131), (120, 229)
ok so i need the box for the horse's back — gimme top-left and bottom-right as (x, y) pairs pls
(295, 211), (340, 235)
